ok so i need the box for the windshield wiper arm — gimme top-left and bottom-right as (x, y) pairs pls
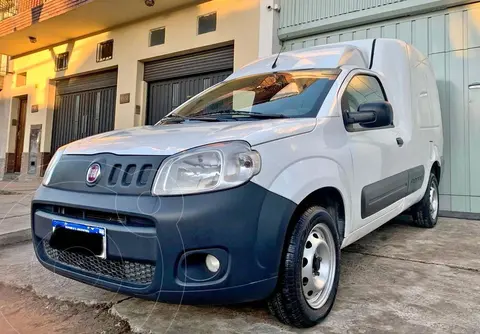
(162, 114), (233, 123)
(199, 110), (287, 119)
(164, 114), (186, 121)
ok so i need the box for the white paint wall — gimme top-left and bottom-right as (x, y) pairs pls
(258, 0), (282, 58)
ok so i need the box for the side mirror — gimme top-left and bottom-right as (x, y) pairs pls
(344, 101), (394, 128)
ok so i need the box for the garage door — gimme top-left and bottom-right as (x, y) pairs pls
(51, 70), (117, 153)
(144, 45), (234, 125)
(284, 3), (480, 214)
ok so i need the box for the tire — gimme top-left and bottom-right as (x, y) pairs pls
(411, 173), (439, 228)
(268, 206), (341, 328)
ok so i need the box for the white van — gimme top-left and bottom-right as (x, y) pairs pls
(32, 38), (443, 328)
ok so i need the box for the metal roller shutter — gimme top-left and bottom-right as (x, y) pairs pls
(56, 70), (118, 95)
(51, 70), (117, 153)
(144, 45), (234, 82)
(146, 70), (232, 125)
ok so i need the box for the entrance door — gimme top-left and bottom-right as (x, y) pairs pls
(144, 45), (234, 125)
(14, 98), (27, 173)
(51, 87), (116, 153)
(468, 48), (480, 211)
(51, 70), (117, 153)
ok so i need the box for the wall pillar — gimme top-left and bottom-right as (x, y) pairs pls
(0, 156), (4, 180)
(114, 61), (141, 129)
(134, 61), (146, 127)
(18, 152), (29, 181)
(0, 93), (8, 180)
(258, 0), (282, 58)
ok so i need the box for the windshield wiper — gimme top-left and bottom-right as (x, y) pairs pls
(163, 115), (186, 122)
(161, 111), (287, 124)
(197, 110), (288, 119)
(161, 114), (229, 123)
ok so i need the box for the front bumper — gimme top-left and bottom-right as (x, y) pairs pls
(31, 182), (296, 304)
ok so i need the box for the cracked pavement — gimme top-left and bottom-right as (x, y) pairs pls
(1, 217), (479, 333)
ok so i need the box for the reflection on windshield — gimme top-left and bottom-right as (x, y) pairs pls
(161, 70), (339, 122)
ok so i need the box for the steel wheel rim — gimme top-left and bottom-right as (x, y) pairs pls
(302, 223), (336, 309)
(430, 183), (439, 220)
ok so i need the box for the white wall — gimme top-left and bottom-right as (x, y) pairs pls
(258, 0), (282, 58)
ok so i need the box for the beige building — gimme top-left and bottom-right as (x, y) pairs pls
(0, 0), (268, 180)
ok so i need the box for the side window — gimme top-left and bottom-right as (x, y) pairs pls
(341, 75), (388, 130)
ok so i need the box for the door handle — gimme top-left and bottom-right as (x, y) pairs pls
(468, 82), (480, 89)
(396, 137), (404, 147)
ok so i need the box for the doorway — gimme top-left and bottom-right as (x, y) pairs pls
(51, 70), (117, 153)
(14, 97), (27, 173)
(144, 45), (234, 125)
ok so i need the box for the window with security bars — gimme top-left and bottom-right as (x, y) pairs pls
(55, 52), (69, 71)
(0, 0), (18, 22)
(97, 40), (114, 62)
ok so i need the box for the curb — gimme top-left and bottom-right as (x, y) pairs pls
(0, 228), (31, 247)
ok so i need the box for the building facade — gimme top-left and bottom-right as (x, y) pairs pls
(1, 0), (479, 215)
(0, 0), (263, 180)
(263, 0), (480, 214)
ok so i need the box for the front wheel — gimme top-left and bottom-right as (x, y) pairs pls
(268, 206), (341, 328)
(411, 173), (439, 228)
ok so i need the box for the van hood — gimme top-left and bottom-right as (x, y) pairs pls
(63, 119), (316, 156)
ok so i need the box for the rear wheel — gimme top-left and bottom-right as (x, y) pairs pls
(411, 173), (439, 228)
(268, 206), (340, 328)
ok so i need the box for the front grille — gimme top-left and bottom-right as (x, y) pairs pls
(43, 240), (155, 285)
(48, 154), (167, 195)
(36, 204), (154, 227)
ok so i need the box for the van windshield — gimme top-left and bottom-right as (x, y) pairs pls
(159, 69), (339, 123)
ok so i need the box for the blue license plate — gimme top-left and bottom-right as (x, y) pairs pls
(52, 220), (107, 258)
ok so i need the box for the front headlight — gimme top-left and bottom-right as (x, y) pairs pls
(152, 141), (261, 196)
(42, 146), (66, 186)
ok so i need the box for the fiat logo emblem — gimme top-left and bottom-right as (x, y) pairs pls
(86, 163), (101, 185)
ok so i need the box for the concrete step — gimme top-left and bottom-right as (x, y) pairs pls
(0, 215), (31, 247)
(2, 173), (20, 181)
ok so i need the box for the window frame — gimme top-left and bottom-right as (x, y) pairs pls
(55, 52), (69, 72)
(96, 39), (114, 63)
(197, 12), (217, 35)
(339, 71), (393, 132)
(149, 27), (166, 47)
(16, 72), (27, 87)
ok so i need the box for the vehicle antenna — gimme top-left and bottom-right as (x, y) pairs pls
(272, 42), (285, 69)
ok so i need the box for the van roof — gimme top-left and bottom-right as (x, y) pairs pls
(228, 39), (378, 80)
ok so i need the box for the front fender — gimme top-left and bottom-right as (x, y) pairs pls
(252, 157), (352, 237)
(271, 157), (351, 224)
(251, 157), (352, 276)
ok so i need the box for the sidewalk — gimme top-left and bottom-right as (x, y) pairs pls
(0, 179), (40, 246)
(0, 179), (42, 193)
